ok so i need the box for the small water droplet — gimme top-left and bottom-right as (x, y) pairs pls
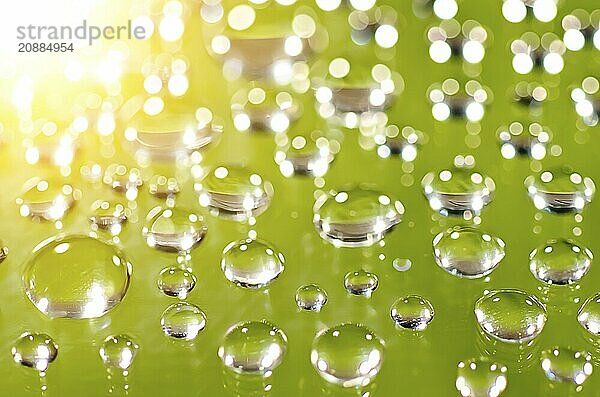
(218, 320), (288, 375)
(17, 177), (79, 221)
(157, 266), (197, 299)
(455, 358), (508, 397)
(12, 332), (58, 372)
(525, 167), (595, 213)
(474, 289), (547, 343)
(422, 168), (495, 215)
(0, 240), (8, 263)
(577, 293), (600, 335)
(313, 186), (404, 247)
(221, 239), (285, 288)
(196, 166), (274, 221)
(143, 207), (207, 252)
(160, 302), (207, 341)
(23, 235), (132, 319)
(311, 323), (385, 388)
(103, 164), (143, 196)
(275, 133), (334, 178)
(392, 258), (412, 272)
(540, 347), (593, 385)
(149, 175), (180, 197)
(433, 226), (506, 278)
(90, 200), (129, 233)
(344, 270), (379, 297)
(295, 284), (328, 312)
(529, 239), (593, 285)
(99, 334), (139, 370)
(390, 295), (435, 331)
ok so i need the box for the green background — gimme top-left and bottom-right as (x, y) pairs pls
(1, 0), (600, 395)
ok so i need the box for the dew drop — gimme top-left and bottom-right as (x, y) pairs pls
(11, 332), (58, 372)
(157, 266), (197, 299)
(313, 185), (404, 247)
(390, 295), (435, 331)
(143, 207), (207, 252)
(577, 293), (600, 335)
(422, 168), (495, 215)
(525, 167), (595, 213)
(149, 175), (180, 197)
(196, 166), (273, 221)
(90, 200), (129, 232)
(221, 239), (285, 288)
(540, 347), (593, 385)
(17, 177), (79, 221)
(433, 226), (506, 278)
(23, 235), (132, 319)
(160, 302), (207, 341)
(310, 323), (385, 388)
(344, 270), (379, 297)
(99, 334), (139, 370)
(474, 289), (547, 343)
(529, 239), (593, 285)
(455, 358), (508, 397)
(275, 134), (334, 178)
(218, 320), (288, 375)
(0, 240), (8, 263)
(295, 284), (328, 312)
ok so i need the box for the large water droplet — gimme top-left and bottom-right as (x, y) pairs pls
(143, 207), (207, 252)
(295, 284), (328, 312)
(390, 295), (435, 331)
(529, 239), (593, 285)
(422, 168), (495, 215)
(17, 177), (80, 221)
(12, 332), (58, 372)
(218, 320), (288, 375)
(344, 270), (379, 297)
(221, 239), (285, 288)
(455, 358), (508, 397)
(160, 302), (207, 341)
(23, 235), (132, 319)
(196, 166), (274, 221)
(540, 347), (593, 385)
(311, 323), (385, 388)
(157, 266), (197, 299)
(433, 227), (506, 278)
(313, 186), (404, 247)
(525, 167), (595, 213)
(474, 289), (547, 343)
(99, 334), (139, 370)
(577, 293), (600, 335)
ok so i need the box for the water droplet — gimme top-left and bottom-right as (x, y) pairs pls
(149, 175), (180, 197)
(99, 334), (139, 370)
(12, 332), (58, 372)
(157, 266), (197, 299)
(392, 258), (412, 272)
(540, 347), (593, 385)
(23, 235), (132, 319)
(422, 168), (495, 215)
(218, 320), (288, 375)
(311, 323), (385, 388)
(143, 207), (207, 252)
(131, 112), (222, 159)
(231, 86), (300, 133)
(103, 164), (143, 196)
(17, 177), (80, 221)
(275, 133), (334, 177)
(344, 270), (379, 297)
(474, 289), (547, 343)
(313, 186), (404, 247)
(160, 302), (207, 341)
(455, 358), (508, 397)
(433, 226), (506, 278)
(577, 293), (600, 335)
(525, 167), (595, 213)
(0, 240), (8, 263)
(196, 166), (273, 221)
(295, 284), (328, 312)
(390, 295), (435, 331)
(221, 239), (285, 288)
(90, 200), (129, 232)
(529, 239), (593, 285)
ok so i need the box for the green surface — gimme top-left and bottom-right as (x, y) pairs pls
(1, 0), (600, 396)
